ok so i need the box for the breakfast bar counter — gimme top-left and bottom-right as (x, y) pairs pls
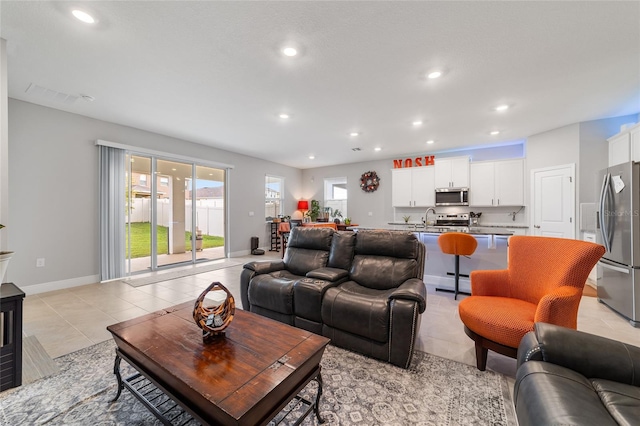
(347, 225), (527, 293)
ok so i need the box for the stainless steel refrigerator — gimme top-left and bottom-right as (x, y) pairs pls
(596, 161), (640, 327)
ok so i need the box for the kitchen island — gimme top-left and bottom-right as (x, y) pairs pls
(348, 224), (528, 293)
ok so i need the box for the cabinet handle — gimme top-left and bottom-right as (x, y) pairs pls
(491, 199), (494, 206)
(534, 225), (541, 228)
(497, 199), (500, 205)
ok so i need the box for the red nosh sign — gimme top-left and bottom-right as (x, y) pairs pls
(393, 156), (435, 168)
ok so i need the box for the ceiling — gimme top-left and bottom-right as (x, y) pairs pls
(1, 1), (639, 169)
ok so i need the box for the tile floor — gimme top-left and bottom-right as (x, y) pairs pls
(22, 251), (640, 385)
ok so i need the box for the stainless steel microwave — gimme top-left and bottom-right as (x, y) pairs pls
(435, 188), (469, 206)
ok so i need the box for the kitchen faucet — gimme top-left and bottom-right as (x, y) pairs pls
(424, 207), (437, 225)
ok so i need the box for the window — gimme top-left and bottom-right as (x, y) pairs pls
(160, 177), (169, 186)
(265, 175), (284, 220)
(139, 174), (147, 186)
(324, 177), (347, 219)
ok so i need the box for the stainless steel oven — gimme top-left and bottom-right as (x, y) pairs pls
(435, 188), (469, 206)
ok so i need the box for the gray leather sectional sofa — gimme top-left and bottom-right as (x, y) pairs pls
(515, 322), (640, 426)
(240, 227), (426, 368)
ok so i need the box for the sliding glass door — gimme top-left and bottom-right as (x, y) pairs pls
(125, 154), (226, 274)
(126, 154), (152, 273)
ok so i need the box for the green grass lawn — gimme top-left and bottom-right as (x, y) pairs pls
(126, 222), (224, 258)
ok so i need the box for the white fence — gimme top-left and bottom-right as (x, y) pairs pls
(127, 198), (224, 237)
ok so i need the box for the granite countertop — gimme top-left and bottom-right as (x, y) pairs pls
(350, 225), (516, 236)
(386, 222), (528, 229)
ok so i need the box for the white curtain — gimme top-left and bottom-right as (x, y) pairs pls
(99, 145), (125, 281)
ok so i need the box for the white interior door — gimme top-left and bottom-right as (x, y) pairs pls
(531, 164), (575, 238)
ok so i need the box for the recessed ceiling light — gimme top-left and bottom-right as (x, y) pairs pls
(72, 9), (95, 24)
(282, 47), (298, 57)
(412, 120), (423, 126)
(495, 104), (509, 112)
(349, 132), (360, 137)
(427, 71), (442, 79)
(490, 130), (500, 135)
(374, 147), (382, 152)
(171, 168), (177, 171)
(279, 113), (290, 119)
(426, 140), (435, 145)
(308, 155), (315, 160)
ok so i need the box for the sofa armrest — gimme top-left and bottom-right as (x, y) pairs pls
(240, 261), (285, 310)
(243, 260), (285, 275)
(519, 322), (640, 386)
(306, 267), (349, 282)
(470, 269), (510, 296)
(389, 278), (426, 313)
(516, 330), (544, 367)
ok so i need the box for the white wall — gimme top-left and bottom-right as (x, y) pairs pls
(525, 114), (640, 236)
(6, 99), (301, 289)
(579, 114), (639, 204)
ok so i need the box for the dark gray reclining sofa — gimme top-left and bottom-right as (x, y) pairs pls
(240, 227), (426, 368)
(515, 322), (640, 426)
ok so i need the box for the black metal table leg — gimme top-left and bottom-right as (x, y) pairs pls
(314, 371), (324, 424)
(111, 352), (124, 402)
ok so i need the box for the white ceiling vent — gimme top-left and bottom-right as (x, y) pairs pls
(25, 83), (78, 105)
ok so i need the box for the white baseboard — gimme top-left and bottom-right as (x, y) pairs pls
(21, 274), (101, 295)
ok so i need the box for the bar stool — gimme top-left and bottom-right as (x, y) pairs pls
(436, 232), (478, 300)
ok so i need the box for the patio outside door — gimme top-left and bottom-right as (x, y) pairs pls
(126, 155), (226, 274)
(156, 159), (192, 268)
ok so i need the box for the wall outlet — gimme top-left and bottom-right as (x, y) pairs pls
(36, 258), (45, 267)
(248, 211), (254, 217)
(368, 212), (373, 216)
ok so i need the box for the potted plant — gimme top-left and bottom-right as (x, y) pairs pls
(305, 200), (321, 222)
(0, 224), (14, 284)
(344, 217), (352, 226)
(403, 215), (411, 223)
(331, 209), (343, 224)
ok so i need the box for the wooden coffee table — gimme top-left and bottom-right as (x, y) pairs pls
(106, 302), (330, 426)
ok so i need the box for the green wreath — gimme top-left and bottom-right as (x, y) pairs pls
(360, 171), (380, 193)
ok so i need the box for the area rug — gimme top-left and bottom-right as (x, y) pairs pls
(123, 259), (243, 287)
(0, 340), (516, 425)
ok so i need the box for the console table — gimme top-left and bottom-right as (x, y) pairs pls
(1, 283), (25, 391)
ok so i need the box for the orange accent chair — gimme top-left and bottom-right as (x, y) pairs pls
(436, 233), (478, 300)
(458, 236), (605, 371)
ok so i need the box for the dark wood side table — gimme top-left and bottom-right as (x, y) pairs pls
(1, 283), (25, 391)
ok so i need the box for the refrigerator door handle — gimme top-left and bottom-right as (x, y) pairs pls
(598, 259), (630, 274)
(598, 173), (611, 252)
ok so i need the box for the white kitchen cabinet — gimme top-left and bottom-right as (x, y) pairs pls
(609, 132), (630, 166)
(469, 159), (524, 206)
(468, 162), (494, 205)
(392, 167), (435, 207)
(608, 123), (640, 166)
(434, 156), (469, 188)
